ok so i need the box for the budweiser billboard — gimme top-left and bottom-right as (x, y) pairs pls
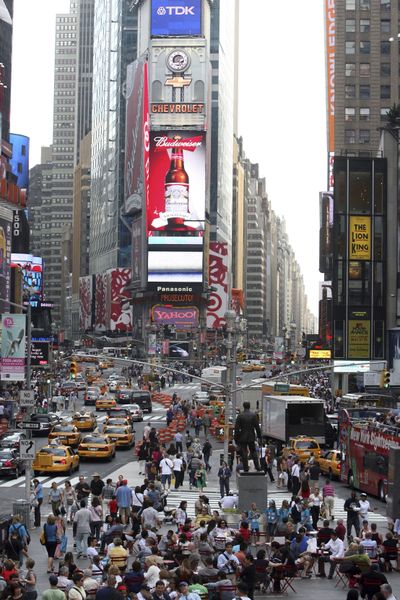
(147, 130), (205, 236)
(124, 57), (149, 215)
(79, 275), (93, 332)
(207, 242), (229, 329)
(152, 304), (199, 329)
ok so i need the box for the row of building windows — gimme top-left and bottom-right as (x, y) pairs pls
(346, 0), (391, 9)
(346, 40), (400, 55)
(55, 66), (76, 73)
(345, 107), (390, 121)
(344, 129), (371, 143)
(345, 83), (395, 98)
(345, 18), (393, 33)
(345, 62), (395, 77)
(56, 41), (77, 47)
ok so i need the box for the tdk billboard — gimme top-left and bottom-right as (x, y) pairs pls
(151, 0), (202, 36)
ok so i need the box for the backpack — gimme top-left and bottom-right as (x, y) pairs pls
(291, 505), (301, 524)
(9, 523), (30, 545)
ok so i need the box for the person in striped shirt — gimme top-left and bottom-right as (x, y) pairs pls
(322, 479), (335, 520)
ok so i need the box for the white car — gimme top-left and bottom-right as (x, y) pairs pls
(109, 378), (127, 393)
(123, 403), (143, 422)
(193, 391), (210, 404)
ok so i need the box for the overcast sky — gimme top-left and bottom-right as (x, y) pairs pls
(10, 0), (326, 316)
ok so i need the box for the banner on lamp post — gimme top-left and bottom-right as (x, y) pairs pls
(1, 313), (26, 381)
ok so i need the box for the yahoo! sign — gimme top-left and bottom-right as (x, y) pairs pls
(152, 304), (199, 329)
(151, 0), (201, 36)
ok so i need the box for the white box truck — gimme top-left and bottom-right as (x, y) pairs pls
(201, 366), (227, 390)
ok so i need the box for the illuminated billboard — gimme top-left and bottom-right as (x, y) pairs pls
(308, 349), (332, 360)
(207, 242), (229, 329)
(147, 130), (205, 235)
(0, 208), (12, 309)
(10, 254), (43, 301)
(151, 0), (201, 37)
(147, 236), (203, 287)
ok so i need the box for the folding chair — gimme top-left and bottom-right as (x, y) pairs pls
(334, 561), (348, 589)
(218, 584), (236, 600)
(280, 567), (297, 594)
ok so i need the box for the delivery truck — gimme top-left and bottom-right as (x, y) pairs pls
(261, 395), (326, 450)
(201, 366), (227, 391)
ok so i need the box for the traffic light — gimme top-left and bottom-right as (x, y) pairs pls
(290, 353), (295, 364)
(70, 361), (78, 380)
(380, 369), (391, 388)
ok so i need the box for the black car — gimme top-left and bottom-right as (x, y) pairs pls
(128, 391), (152, 414)
(0, 448), (25, 478)
(29, 413), (61, 436)
(0, 431), (26, 450)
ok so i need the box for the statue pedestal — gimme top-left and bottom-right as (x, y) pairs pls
(237, 471), (268, 511)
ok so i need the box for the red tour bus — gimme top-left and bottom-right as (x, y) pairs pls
(339, 408), (400, 502)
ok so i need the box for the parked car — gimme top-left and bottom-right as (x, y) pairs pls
(192, 391), (210, 405)
(0, 448), (25, 478)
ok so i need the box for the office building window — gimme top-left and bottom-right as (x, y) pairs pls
(360, 108), (370, 121)
(346, 41), (356, 54)
(346, 0), (356, 8)
(345, 107), (356, 121)
(360, 63), (370, 76)
(360, 84), (370, 99)
(345, 84), (356, 98)
(381, 41), (391, 54)
(381, 19), (391, 32)
(359, 129), (370, 143)
(346, 63), (356, 76)
(381, 0), (391, 8)
(346, 18), (356, 32)
(380, 107), (390, 121)
(360, 19), (370, 32)
(381, 84), (391, 98)
(360, 41), (370, 53)
(360, 0), (370, 7)
(381, 62), (391, 76)
(345, 129), (356, 144)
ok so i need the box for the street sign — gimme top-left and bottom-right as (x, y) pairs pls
(19, 439), (36, 460)
(16, 422), (41, 430)
(19, 390), (35, 407)
(274, 383), (290, 393)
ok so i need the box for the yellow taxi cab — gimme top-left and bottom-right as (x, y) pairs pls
(33, 443), (79, 475)
(103, 425), (135, 449)
(242, 365), (254, 372)
(77, 434), (116, 461)
(98, 359), (114, 369)
(252, 364), (265, 372)
(48, 423), (82, 447)
(283, 436), (321, 463)
(96, 396), (117, 411)
(104, 417), (132, 428)
(317, 449), (342, 479)
(72, 412), (96, 432)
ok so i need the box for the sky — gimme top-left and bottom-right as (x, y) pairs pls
(10, 0), (326, 316)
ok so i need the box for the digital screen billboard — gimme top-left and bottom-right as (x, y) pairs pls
(10, 253), (43, 301)
(31, 341), (49, 366)
(147, 237), (203, 287)
(151, 0), (201, 37)
(168, 341), (190, 359)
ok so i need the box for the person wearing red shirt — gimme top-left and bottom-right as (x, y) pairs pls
(335, 519), (346, 541)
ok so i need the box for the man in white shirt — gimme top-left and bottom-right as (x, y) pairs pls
(174, 431), (183, 452)
(317, 531), (344, 578)
(159, 455), (174, 490)
(381, 583), (397, 600)
(172, 454), (183, 489)
(217, 542), (240, 577)
(291, 460), (300, 496)
(219, 493), (238, 510)
(141, 504), (161, 530)
(359, 493), (370, 521)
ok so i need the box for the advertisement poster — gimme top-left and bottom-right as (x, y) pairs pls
(148, 333), (157, 355)
(388, 328), (400, 371)
(79, 275), (93, 332)
(124, 58), (149, 215)
(11, 253), (43, 301)
(349, 216), (371, 260)
(107, 268), (132, 332)
(152, 305), (199, 329)
(151, 0), (201, 37)
(0, 208), (12, 309)
(1, 313), (26, 381)
(94, 272), (107, 332)
(31, 341), (49, 366)
(147, 130), (205, 235)
(207, 242), (229, 329)
(11, 210), (30, 253)
(168, 341), (190, 359)
(131, 217), (143, 289)
(348, 319), (370, 359)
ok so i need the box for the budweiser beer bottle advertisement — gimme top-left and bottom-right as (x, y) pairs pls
(148, 130), (206, 235)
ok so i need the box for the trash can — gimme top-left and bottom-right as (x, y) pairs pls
(12, 500), (31, 530)
(0, 514), (12, 552)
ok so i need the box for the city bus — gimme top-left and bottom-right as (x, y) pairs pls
(339, 407), (400, 501)
(341, 393), (398, 410)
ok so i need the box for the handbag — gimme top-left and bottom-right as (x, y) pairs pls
(60, 533), (68, 553)
(39, 529), (46, 545)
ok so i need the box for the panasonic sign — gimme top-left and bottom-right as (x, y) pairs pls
(151, 0), (201, 36)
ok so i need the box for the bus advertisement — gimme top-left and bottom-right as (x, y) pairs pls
(339, 408), (400, 501)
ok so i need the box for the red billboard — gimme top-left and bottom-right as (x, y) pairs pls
(107, 268), (132, 332)
(152, 304), (199, 330)
(147, 130), (205, 236)
(207, 242), (229, 329)
(124, 58), (149, 215)
(79, 275), (93, 331)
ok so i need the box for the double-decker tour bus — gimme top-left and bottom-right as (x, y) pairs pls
(339, 407), (400, 501)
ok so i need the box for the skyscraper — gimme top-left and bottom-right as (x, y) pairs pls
(326, 0), (397, 156)
(89, 0), (137, 274)
(0, 0), (13, 142)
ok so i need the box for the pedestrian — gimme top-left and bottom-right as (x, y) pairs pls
(49, 482), (64, 515)
(291, 460), (300, 496)
(32, 478), (44, 527)
(202, 438), (212, 472)
(309, 485), (323, 529)
(68, 571), (87, 600)
(203, 412), (211, 436)
(62, 480), (76, 524)
(138, 443), (149, 475)
(344, 491), (361, 540)
(89, 496), (103, 541)
(42, 574), (66, 600)
(194, 462), (207, 492)
(173, 453), (183, 489)
(75, 476), (91, 507)
(73, 499), (92, 559)
(42, 514), (58, 573)
(194, 416), (203, 437)
(300, 466), (311, 499)
(90, 473), (105, 501)
(159, 455), (174, 491)
(115, 479), (133, 524)
(20, 558), (37, 600)
(359, 493), (370, 522)
(322, 478), (335, 521)
(174, 431), (183, 453)
(218, 461), (232, 498)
